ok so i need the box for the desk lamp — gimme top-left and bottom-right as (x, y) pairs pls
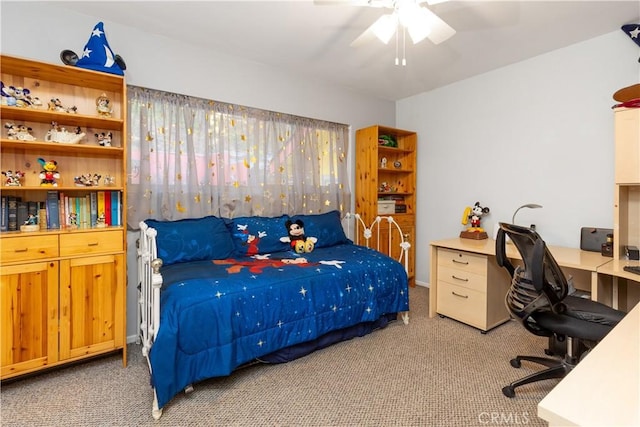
(511, 204), (543, 225)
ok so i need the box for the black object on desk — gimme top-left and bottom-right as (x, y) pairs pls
(625, 245), (639, 261)
(623, 265), (640, 275)
(580, 227), (613, 252)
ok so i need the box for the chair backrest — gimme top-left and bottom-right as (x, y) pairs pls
(496, 222), (569, 336)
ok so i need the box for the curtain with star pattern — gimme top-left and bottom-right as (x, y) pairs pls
(126, 86), (351, 228)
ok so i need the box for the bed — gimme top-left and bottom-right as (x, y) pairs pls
(137, 211), (410, 419)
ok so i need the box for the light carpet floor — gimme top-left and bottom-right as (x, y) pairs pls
(1, 286), (557, 426)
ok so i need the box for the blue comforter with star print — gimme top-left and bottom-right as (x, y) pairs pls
(149, 242), (409, 409)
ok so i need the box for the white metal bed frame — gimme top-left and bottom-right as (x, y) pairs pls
(136, 213), (411, 419)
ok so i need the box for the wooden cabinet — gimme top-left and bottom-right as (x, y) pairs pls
(610, 107), (640, 310)
(434, 247), (511, 332)
(355, 125), (416, 283)
(0, 55), (127, 379)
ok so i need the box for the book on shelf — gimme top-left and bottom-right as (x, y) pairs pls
(82, 195), (90, 228)
(1, 196), (7, 232)
(110, 191), (120, 226)
(16, 201), (28, 228)
(7, 196), (20, 231)
(46, 191), (60, 229)
(104, 191), (112, 226)
(59, 192), (66, 229)
(39, 202), (47, 231)
(97, 191), (106, 224)
(90, 192), (98, 227)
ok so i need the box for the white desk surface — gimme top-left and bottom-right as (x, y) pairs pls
(537, 302), (640, 426)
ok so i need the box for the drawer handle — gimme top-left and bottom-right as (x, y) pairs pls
(87, 242), (100, 247)
(14, 248), (28, 253)
(451, 275), (469, 282)
(451, 291), (469, 299)
(452, 259), (469, 265)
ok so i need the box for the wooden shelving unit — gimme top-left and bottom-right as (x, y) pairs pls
(609, 107), (640, 310)
(355, 125), (417, 284)
(0, 54), (127, 379)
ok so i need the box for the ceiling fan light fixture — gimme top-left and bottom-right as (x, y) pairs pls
(407, 22), (431, 44)
(371, 13), (398, 44)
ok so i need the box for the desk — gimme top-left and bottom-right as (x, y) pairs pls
(429, 238), (614, 330)
(537, 302), (640, 426)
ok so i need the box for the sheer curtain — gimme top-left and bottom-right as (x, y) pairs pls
(127, 86), (351, 228)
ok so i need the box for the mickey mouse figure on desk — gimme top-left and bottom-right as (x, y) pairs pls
(460, 202), (490, 240)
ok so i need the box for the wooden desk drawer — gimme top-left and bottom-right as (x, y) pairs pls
(437, 265), (487, 293)
(437, 281), (487, 329)
(60, 230), (123, 256)
(437, 248), (487, 275)
(1, 235), (59, 263)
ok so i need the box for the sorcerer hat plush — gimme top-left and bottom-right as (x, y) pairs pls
(73, 22), (125, 75)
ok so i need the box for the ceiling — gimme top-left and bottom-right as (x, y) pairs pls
(54, 1), (639, 101)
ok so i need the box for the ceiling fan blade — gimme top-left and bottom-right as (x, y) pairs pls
(419, 6), (456, 45)
(421, 0), (449, 5)
(313, 0), (391, 7)
(350, 12), (398, 47)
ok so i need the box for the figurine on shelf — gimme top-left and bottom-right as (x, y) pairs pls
(45, 122), (85, 144)
(103, 175), (115, 186)
(96, 212), (107, 228)
(69, 212), (78, 228)
(1, 81), (16, 106)
(95, 131), (113, 147)
(1, 83), (42, 108)
(96, 93), (112, 117)
(4, 122), (37, 141)
(1, 170), (25, 186)
(38, 158), (60, 187)
(48, 98), (77, 114)
(20, 214), (39, 232)
(74, 173), (102, 187)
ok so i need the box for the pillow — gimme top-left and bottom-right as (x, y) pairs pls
(226, 215), (291, 256)
(290, 210), (350, 249)
(144, 216), (234, 266)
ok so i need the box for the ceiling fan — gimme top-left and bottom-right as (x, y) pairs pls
(314, 0), (456, 48)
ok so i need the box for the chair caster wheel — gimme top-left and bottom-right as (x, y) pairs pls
(502, 386), (516, 398)
(510, 358), (521, 368)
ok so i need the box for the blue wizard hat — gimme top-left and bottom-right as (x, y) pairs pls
(75, 22), (124, 76)
(622, 24), (640, 48)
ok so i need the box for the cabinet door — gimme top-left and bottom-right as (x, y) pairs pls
(59, 254), (124, 360)
(1, 261), (58, 379)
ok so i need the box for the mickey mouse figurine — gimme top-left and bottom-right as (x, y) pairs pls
(461, 202), (490, 233)
(281, 219), (317, 254)
(38, 158), (60, 186)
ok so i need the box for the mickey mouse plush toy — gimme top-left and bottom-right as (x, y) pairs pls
(282, 219), (317, 254)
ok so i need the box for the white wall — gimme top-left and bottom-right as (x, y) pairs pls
(1, 2), (396, 340)
(397, 30), (640, 287)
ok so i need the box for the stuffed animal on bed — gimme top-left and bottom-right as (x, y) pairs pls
(281, 219), (317, 254)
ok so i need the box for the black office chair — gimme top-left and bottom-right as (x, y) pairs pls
(495, 222), (625, 398)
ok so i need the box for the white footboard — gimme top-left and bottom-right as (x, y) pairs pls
(343, 213), (411, 325)
(343, 213), (411, 275)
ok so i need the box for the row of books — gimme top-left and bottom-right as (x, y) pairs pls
(1, 190), (122, 232)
